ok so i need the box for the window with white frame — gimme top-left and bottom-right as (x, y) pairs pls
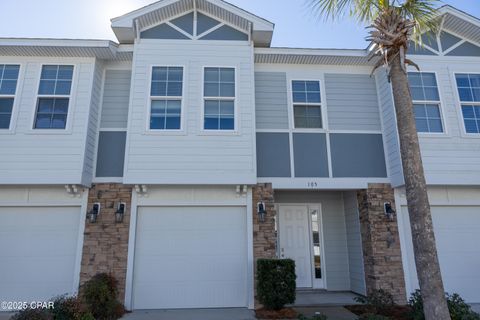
(150, 66), (183, 130)
(0, 64), (20, 129)
(408, 72), (443, 133)
(291, 80), (322, 128)
(455, 73), (480, 134)
(34, 65), (73, 129)
(203, 67), (235, 130)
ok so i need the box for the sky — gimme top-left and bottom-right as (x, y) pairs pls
(0, 0), (479, 49)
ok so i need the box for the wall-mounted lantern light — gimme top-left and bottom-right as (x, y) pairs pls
(115, 202), (126, 223)
(384, 202), (396, 220)
(88, 203), (101, 223)
(257, 201), (267, 222)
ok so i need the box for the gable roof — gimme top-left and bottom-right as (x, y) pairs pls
(111, 0), (274, 46)
(438, 5), (480, 46)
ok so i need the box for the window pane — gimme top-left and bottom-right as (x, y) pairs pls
(35, 98), (69, 129)
(426, 105), (441, 118)
(204, 68), (219, 82)
(0, 98), (14, 113)
(421, 73), (437, 86)
(408, 72), (422, 86)
(220, 68), (234, 82)
(220, 100), (234, 115)
(37, 98), (54, 113)
(306, 92), (321, 103)
(151, 81), (167, 96)
(204, 116), (219, 130)
(458, 88), (473, 102)
(0, 114), (11, 129)
(307, 117), (322, 128)
(464, 119), (478, 133)
(205, 100), (219, 115)
(294, 105), (307, 117)
(474, 106), (480, 118)
(3, 65), (19, 79)
(292, 81), (305, 92)
(34, 114), (52, 129)
(41, 66), (58, 79)
(55, 80), (72, 95)
(152, 67), (167, 81)
(414, 104), (427, 117)
(166, 100), (181, 114)
(204, 83), (219, 97)
(410, 87), (425, 101)
(415, 119), (429, 132)
(150, 116), (165, 129)
(472, 88), (480, 102)
(292, 92), (306, 103)
(307, 106), (321, 117)
(424, 87), (439, 101)
(294, 116), (308, 128)
(470, 74), (480, 88)
(57, 66), (73, 80)
(38, 80), (56, 95)
(165, 115), (181, 129)
(51, 114), (67, 129)
(462, 106), (475, 119)
(219, 83), (235, 97)
(151, 100), (167, 114)
(220, 117), (234, 130)
(305, 81), (320, 92)
(456, 74), (470, 87)
(168, 68), (183, 81)
(0, 80), (17, 94)
(53, 99), (69, 114)
(167, 82), (182, 96)
(428, 119), (443, 133)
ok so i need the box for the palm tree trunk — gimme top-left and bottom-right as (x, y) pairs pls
(389, 55), (451, 320)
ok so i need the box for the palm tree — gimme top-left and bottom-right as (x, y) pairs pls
(308, 1), (450, 319)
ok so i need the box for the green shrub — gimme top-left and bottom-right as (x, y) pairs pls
(354, 289), (395, 314)
(298, 314), (328, 320)
(51, 296), (94, 320)
(82, 273), (125, 320)
(257, 258), (296, 310)
(409, 289), (480, 320)
(10, 308), (52, 320)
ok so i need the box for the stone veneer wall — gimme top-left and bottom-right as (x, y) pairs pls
(252, 183), (277, 308)
(80, 184), (132, 301)
(357, 183), (407, 304)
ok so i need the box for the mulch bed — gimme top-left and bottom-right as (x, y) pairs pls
(255, 307), (298, 319)
(345, 304), (412, 320)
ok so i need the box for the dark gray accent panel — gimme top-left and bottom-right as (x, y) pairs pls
(255, 72), (289, 129)
(256, 133), (291, 177)
(407, 41), (436, 55)
(421, 32), (438, 51)
(197, 12), (221, 34)
(446, 41), (480, 57)
(293, 133), (329, 177)
(101, 70), (131, 129)
(330, 134), (387, 178)
(440, 31), (462, 51)
(171, 12), (194, 35)
(96, 131), (126, 177)
(200, 25), (248, 41)
(140, 23), (190, 39)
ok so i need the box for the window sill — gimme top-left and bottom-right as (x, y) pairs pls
(0, 129), (15, 135)
(198, 129), (240, 136)
(24, 129), (73, 135)
(143, 129), (187, 136)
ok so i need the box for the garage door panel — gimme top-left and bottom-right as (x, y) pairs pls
(401, 205), (480, 303)
(0, 207), (81, 302)
(133, 206), (247, 309)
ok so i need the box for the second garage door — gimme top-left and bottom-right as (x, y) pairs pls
(401, 206), (480, 303)
(132, 206), (247, 309)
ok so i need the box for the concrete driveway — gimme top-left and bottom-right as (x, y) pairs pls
(120, 308), (256, 320)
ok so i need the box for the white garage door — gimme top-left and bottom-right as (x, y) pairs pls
(0, 207), (81, 302)
(132, 206), (247, 309)
(401, 206), (480, 302)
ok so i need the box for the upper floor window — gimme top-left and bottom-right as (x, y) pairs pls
(34, 65), (73, 129)
(455, 73), (480, 134)
(0, 64), (20, 129)
(408, 72), (443, 133)
(150, 66), (183, 130)
(292, 80), (322, 129)
(203, 67), (235, 130)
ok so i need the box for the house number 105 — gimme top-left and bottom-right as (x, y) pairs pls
(307, 182), (318, 188)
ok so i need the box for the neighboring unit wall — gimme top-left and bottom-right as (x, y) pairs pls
(275, 190), (350, 291)
(100, 69), (131, 129)
(0, 57), (99, 185)
(124, 40), (256, 184)
(343, 191), (366, 295)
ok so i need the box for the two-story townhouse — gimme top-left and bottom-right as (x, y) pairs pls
(0, 0), (479, 312)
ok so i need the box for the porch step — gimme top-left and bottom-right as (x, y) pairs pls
(290, 290), (361, 307)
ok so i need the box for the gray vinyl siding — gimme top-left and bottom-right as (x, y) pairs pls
(343, 191), (366, 295)
(0, 59), (98, 184)
(325, 74), (382, 131)
(275, 191), (350, 291)
(82, 60), (104, 185)
(254, 72), (289, 129)
(96, 131), (126, 177)
(375, 72), (404, 187)
(100, 70), (131, 129)
(125, 40), (256, 184)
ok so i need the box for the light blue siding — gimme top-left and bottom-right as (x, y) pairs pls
(330, 133), (387, 178)
(293, 133), (328, 177)
(96, 131), (126, 177)
(275, 191), (350, 291)
(100, 70), (131, 129)
(446, 41), (480, 56)
(140, 24), (190, 39)
(375, 71), (404, 187)
(325, 74), (382, 131)
(256, 133), (291, 177)
(343, 191), (366, 295)
(254, 72), (289, 129)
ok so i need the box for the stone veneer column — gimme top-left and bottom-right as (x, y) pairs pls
(80, 183), (132, 301)
(252, 183), (277, 308)
(357, 183), (407, 304)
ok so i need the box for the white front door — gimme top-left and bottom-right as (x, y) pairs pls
(279, 205), (312, 288)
